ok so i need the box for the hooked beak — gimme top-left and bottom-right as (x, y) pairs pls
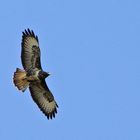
(47, 72), (51, 76)
(39, 71), (51, 79)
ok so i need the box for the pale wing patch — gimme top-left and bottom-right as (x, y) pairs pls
(29, 83), (58, 119)
(21, 29), (41, 71)
(24, 37), (38, 49)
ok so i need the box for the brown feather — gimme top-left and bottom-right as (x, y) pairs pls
(29, 80), (58, 119)
(21, 29), (41, 71)
(13, 68), (29, 92)
(13, 29), (58, 119)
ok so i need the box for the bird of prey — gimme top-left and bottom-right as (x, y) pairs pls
(13, 29), (58, 119)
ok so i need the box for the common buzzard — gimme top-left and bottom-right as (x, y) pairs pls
(13, 29), (58, 119)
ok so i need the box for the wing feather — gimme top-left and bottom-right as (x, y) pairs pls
(21, 29), (42, 71)
(29, 80), (58, 119)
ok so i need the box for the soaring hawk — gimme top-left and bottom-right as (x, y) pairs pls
(13, 29), (58, 119)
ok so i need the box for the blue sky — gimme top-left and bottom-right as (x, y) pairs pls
(0, 0), (140, 139)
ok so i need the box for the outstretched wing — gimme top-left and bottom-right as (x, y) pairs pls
(29, 80), (58, 119)
(21, 29), (42, 71)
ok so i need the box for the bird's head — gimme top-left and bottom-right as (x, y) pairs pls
(38, 71), (50, 79)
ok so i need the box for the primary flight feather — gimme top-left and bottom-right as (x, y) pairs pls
(13, 29), (58, 119)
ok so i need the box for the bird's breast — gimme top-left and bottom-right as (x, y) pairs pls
(27, 69), (41, 81)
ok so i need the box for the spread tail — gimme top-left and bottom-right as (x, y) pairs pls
(13, 68), (29, 92)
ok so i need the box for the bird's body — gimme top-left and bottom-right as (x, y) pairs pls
(13, 29), (58, 119)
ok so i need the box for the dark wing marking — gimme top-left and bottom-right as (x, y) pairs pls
(21, 29), (42, 71)
(29, 80), (58, 119)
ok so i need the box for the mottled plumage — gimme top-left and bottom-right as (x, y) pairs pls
(13, 29), (58, 119)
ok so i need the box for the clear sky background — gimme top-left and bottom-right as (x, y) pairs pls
(0, 0), (140, 140)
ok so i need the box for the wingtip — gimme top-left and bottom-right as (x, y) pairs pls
(22, 28), (32, 35)
(47, 114), (50, 120)
(45, 107), (58, 120)
(22, 28), (38, 42)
